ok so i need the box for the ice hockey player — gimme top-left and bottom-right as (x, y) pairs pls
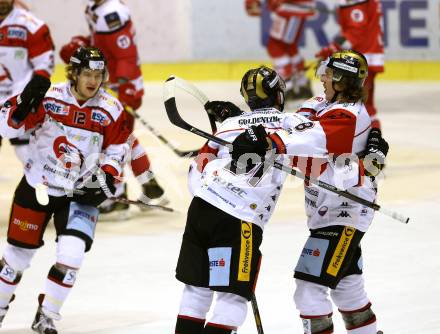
(315, 0), (384, 129)
(0, 0), (55, 163)
(0, 46), (130, 333)
(245, 0), (315, 100)
(230, 52), (388, 333)
(60, 0), (168, 219)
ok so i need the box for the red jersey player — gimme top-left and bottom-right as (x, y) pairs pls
(245, 0), (315, 100)
(0, 47), (129, 334)
(60, 0), (168, 220)
(315, 0), (384, 129)
(0, 0), (54, 164)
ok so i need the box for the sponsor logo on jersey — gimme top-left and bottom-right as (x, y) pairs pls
(238, 222), (252, 281)
(326, 226), (356, 277)
(117, 35), (131, 49)
(73, 209), (96, 223)
(302, 247), (321, 257)
(305, 197), (317, 208)
(44, 101), (69, 115)
(238, 115), (281, 126)
(12, 218), (38, 232)
(211, 174), (247, 198)
(360, 208), (368, 216)
(318, 206), (328, 216)
(7, 27), (27, 40)
(305, 187), (319, 197)
(91, 109), (110, 125)
(209, 258), (226, 267)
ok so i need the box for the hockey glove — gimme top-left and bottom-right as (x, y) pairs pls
(232, 125), (271, 162)
(245, 0), (261, 16)
(11, 74), (51, 124)
(118, 82), (143, 111)
(59, 35), (90, 64)
(363, 128), (389, 178)
(74, 171), (116, 207)
(315, 42), (342, 60)
(205, 101), (243, 123)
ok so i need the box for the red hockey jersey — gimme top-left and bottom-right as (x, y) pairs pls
(0, 82), (131, 196)
(85, 0), (143, 93)
(0, 7), (54, 104)
(338, 0), (384, 72)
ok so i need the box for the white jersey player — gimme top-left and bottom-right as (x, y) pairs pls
(231, 51), (388, 334)
(0, 0), (55, 163)
(0, 47), (129, 334)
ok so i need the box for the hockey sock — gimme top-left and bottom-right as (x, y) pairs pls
(301, 314), (334, 334)
(130, 139), (152, 184)
(175, 315), (205, 334)
(42, 264), (78, 315)
(203, 322), (237, 334)
(340, 303), (377, 334)
(0, 260), (21, 309)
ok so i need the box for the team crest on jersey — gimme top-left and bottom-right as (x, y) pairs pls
(117, 34), (131, 49)
(91, 109), (110, 126)
(7, 27), (27, 40)
(44, 101), (70, 115)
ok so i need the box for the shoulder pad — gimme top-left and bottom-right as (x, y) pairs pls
(45, 83), (66, 98)
(12, 8), (45, 33)
(104, 12), (122, 30)
(95, 0), (130, 32)
(95, 89), (124, 119)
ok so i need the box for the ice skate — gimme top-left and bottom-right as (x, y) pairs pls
(99, 185), (131, 221)
(138, 177), (169, 211)
(31, 306), (60, 334)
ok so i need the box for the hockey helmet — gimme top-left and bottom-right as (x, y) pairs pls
(69, 46), (108, 80)
(317, 49), (368, 88)
(240, 66), (286, 111)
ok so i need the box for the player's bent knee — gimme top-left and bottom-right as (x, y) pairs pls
(301, 314), (334, 334)
(210, 292), (248, 327)
(294, 279), (332, 315)
(340, 303), (376, 330)
(3, 243), (37, 272)
(56, 235), (86, 268)
(179, 285), (214, 318)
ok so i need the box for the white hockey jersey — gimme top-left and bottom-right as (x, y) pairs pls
(189, 108), (324, 230)
(280, 95), (376, 232)
(190, 96), (375, 232)
(0, 7), (54, 104)
(0, 82), (131, 196)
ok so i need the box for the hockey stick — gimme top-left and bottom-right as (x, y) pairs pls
(35, 183), (174, 212)
(250, 293), (265, 334)
(163, 76), (410, 224)
(131, 111), (199, 158)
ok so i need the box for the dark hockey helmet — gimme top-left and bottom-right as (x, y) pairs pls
(69, 46), (108, 81)
(317, 49), (368, 88)
(240, 66), (286, 111)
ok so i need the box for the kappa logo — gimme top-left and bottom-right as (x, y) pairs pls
(337, 211), (351, 218)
